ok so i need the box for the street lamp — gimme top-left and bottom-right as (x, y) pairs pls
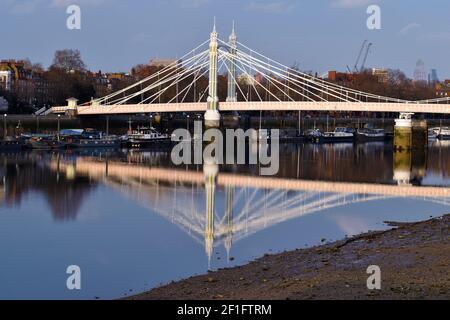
(57, 114), (61, 141)
(186, 114), (190, 132)
(3, 114), (7, 139)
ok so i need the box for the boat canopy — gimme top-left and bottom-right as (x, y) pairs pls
(60, 129), (84, 136)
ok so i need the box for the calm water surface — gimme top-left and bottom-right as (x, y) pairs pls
(1, 141), (450, 299)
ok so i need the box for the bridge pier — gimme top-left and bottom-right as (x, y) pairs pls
(394, 113), (428, 152)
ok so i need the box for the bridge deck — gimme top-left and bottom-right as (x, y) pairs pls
(51, 101), (450, 115)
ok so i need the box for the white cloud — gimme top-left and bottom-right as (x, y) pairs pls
(246, 1), (296, 14)
(399, 23), (421, 35)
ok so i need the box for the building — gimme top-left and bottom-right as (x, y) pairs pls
(0, 60), (34, 104)
(0, 60), (53, 109)
(327, 71), (355, 84)
(236, 73), (257, 86)
(413, 59), (426, 82)
(0, 96), (8, 112)
(435, 80), (450, 97)
(371, 68), (389, 83)
(149, 58), (181, 68)
(428, 69), (439, 85)
(0, 70), (12, 91)
(255, 72), (264, 84)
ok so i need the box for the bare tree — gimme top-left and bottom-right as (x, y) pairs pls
(51, 49), (86, 72)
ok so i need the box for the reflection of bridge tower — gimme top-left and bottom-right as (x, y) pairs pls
(393, 148), (427, 186)
(204, 163), (218, 269)
(224, 185), (234, 261)
(226, 22), (237, 103)
(205, 20), (221, 127)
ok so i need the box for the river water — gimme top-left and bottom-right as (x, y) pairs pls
(0, 141), (449, 299)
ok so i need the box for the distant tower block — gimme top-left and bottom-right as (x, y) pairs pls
(205, 20), (221, 127)
(414, 59), (426, 82)
(226, 22), (237, 103)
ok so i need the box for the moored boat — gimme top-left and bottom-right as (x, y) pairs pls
(0, 138), (23, 151)
(356, 128), (386, 142)
(304, 129), (323, 143)
(27, 136), (67, 150)
(126, 127), (170, 148)
(319, 127), (355, 143)
(71, 138), (121, 148)
(436, 127), (450, 140)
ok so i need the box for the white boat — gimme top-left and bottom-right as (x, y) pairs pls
(436, 127), (450, 140)
(395, 113), (414, 128)
(321, 127), (355, 143)
(428, 127), (440, 140)
(127, 127), (170, 148)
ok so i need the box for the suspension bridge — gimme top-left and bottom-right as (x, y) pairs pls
(47, 23), (450, 122)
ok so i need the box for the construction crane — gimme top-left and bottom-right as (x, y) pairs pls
(360, 42), (372, 72)
(353, 40), (367, 72)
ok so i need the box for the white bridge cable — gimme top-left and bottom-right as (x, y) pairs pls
(235, 53), (294, 102)
(119, 51), (209, 105)
(112, 51), (210, 105)
(416, 97), (450, 104)
(95, 41), (210, 104)
(220, 50), (282, 102)
(227, 50), (333, 102)
(237, 53), (330, 102)
(139, 55), (211, 105)
(100, 51), (208, 106)
(219, 51), (253, 102)
(97, 40), (210, 104)
(169, 55), (227, 104)
(234, 39), (396, 103)
(233, 40), (411, 103)
(233, 48), (366, 103)
(221, 42), (357, 102)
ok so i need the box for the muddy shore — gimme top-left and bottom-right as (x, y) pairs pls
(130, 215), (449, 300)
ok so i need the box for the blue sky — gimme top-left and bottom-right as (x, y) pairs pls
(1, 0), (449, 78)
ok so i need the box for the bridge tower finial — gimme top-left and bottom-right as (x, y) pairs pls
(205, 18), (221, 127)
(226, 21), (237, 103)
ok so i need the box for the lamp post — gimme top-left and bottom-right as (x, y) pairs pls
(57, 114), (61, 141)
(3, 114), (7, 139)
(186, 114), (190, 132)
(106, 115), (110, 137)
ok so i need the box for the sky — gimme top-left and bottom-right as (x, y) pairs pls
(1, 0), (450, 79)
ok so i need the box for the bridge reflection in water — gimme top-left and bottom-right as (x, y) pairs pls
(45, 148), (450, 267)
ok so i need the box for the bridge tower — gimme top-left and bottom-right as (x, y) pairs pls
(205, 20), (221, 127)
(226, 22), (237, 103)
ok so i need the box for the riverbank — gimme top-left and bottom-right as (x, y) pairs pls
(130, 214), (449, 300)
